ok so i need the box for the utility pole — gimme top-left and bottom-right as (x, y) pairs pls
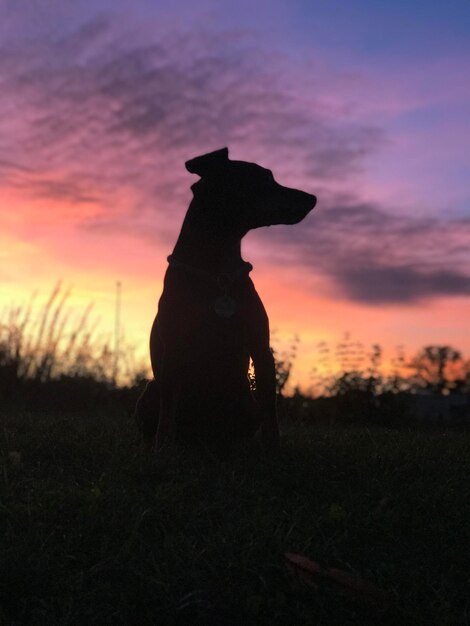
(113, 281), (121, 385)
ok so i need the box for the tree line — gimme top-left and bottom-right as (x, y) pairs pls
(1, 287), (469, 421)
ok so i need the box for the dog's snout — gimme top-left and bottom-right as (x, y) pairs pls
(306, 193), (317, 210)
(265, 186), (317, 226)
(298, 191), (316, 215)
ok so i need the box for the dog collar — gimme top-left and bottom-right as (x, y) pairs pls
(167, 255), (253, 284)
(167, 255), (252, 319)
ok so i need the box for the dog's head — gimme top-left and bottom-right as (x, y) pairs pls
(185, 148), (316, 236)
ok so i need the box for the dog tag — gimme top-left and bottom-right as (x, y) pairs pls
(214, 295), (237, 318)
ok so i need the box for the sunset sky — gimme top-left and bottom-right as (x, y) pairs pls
(1, 0), (469, 389)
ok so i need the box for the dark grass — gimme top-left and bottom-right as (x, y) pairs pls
(1, 407), (470, 625)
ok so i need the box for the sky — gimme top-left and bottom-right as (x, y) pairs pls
(1, 0), (469, 389)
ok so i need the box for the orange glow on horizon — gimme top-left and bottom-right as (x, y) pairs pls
(2, 159), (469, 393)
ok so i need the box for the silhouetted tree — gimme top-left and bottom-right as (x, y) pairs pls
(385, 344), (409, 393)
(273, 335), (299, 397)
(409, 345), (463, 394)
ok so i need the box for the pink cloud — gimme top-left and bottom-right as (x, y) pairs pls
(1, 10), (468, 315)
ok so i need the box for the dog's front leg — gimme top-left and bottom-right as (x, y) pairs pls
(252, 347), (281, 455)
(247, 288), (281, 454)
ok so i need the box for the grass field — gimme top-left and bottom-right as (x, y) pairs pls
(1, 408), (470, 625)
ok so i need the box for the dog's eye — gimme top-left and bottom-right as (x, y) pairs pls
(252, 173), (274, 193)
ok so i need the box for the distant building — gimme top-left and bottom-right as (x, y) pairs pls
(407, 392), (470, 424)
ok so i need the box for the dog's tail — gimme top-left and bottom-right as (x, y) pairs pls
(134, 379), (160, 445)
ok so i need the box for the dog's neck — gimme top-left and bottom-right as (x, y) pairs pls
(171, 198), (247, 274)
(172, 236), (244, 274)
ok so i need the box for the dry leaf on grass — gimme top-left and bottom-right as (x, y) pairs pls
(285, 552), (392, 608)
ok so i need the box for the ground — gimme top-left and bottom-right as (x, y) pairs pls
(1, 408), (469, 625)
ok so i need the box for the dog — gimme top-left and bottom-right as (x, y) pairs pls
(135, 148), (316, 452)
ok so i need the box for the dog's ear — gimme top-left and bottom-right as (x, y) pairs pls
(185, 148), (229, 177)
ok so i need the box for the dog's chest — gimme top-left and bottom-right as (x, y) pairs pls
(213, 292), (238, 318)
(160, 273), (251, 331)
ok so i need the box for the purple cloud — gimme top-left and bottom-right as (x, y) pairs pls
(0, 15), (381, 222)
(258, 201), (470, 304)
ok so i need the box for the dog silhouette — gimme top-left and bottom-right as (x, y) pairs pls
(135, 148), (316, 452)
